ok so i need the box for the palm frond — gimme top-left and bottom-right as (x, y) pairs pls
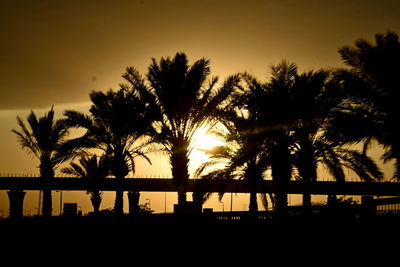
(61, 162), (86, 177)
(338, 149), (384, 182)
(12, 116), (40, 158)
(393, 159), (400, 181)
(64, 110), (95, 130)
(319, 145), (346, 182)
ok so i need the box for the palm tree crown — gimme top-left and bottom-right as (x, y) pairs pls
(338, 30), (400, 179)
(123, 52), (241, 210)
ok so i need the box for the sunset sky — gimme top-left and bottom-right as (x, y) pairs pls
(1, 0), (399, 215)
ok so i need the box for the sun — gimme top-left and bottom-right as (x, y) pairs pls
(191, 126), (225, 153)
(188, 125), (227, 177)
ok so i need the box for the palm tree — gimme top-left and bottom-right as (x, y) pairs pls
(197, 62), (298, 216)
(194, 123), (272, 214)
(12, 107), (70, 217)
(64, 88), (152, 215)
(337, 30), (400, 180)
(291, 70), (384, 210)
(242, 61), (299, 216)
(61, 154), (110, 214)
(122, 52), (240, 212)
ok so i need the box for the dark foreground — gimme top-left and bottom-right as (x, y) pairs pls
(1, 213), (399, 238)
(1, 214), (399, 263)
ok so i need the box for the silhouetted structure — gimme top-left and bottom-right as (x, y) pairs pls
(128, 191), (140, 215)
(63, 203), (78, 216)
(1, 176), (400, 218)
(7, 190), (26, 219)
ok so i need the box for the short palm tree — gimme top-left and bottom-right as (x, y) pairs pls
(12, 107), (70, 217)
(61, 154), (110, 214)
(123, 52), (240, 212)
(194, 123), (272, 214)
(64, 88), (152, 215)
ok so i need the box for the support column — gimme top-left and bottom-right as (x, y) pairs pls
(7, 190), (26, 219)
(192, 192), (204, 214)
(128, 191), (140, 215)
(361, 196), (376, 218)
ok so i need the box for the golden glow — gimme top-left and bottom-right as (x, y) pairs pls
(191, 126), (225, 153)
(188, 126), (226, 177)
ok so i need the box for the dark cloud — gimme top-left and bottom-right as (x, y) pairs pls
(0, 0), (399, 109)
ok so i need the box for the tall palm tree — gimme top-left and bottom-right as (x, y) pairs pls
(64, 88), (152, 215)
(337, 30), (400, 180)
(12, 107), (70, 217)
(122, 52), (240, 212)
(61, 154), (110, 214)
(242, 61), (299, 216)
(197, 62), (298, 216)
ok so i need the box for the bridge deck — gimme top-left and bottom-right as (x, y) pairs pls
(1, 177), (400, 196)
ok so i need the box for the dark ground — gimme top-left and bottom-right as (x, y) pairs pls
(1, 214), (398, 264)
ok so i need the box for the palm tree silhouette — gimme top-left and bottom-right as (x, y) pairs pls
(242, 61), (299, 216)
(194, 122), (272, 214)
(64, 89), (152, 215)
(291, 69), (383, 210)
(338, 30), (400, 180)
(12, 107), (70, 217)
(61, 154), (110, 214)
(123, 52), (240, 212)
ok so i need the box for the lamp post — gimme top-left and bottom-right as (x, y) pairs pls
(58, 190), (63, 216)
(230, 192), (233, 212)
(164, 192), (167, 213)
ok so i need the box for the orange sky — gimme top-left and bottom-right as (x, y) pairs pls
(0, 0), (399, 215)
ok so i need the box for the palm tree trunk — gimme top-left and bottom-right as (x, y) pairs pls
(171, 140), (190, 213)
(271, 136), (292, 218)
(42, 188), (52, 217)
(112, 151), (128, 215)
(114, 182), (124, 215)
(40, 159), (54, 217)
(247, 163), (259, 215)
(297, 135), (317, 214)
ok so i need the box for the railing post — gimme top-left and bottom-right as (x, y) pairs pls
(7, 190), (26, 219)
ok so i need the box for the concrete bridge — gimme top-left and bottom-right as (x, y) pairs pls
(1, 177), (400, 195)
(1, 176), (400, 218)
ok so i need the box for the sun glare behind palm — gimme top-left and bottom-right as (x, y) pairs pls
(189, 126), (225, 170)
(191, 126), (225, 153)
(187, 125), (227, 178)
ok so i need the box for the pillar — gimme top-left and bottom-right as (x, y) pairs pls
(361, 196), (376, 218)
(7, 190), (26, 219)
(128, 191), (140, 215)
